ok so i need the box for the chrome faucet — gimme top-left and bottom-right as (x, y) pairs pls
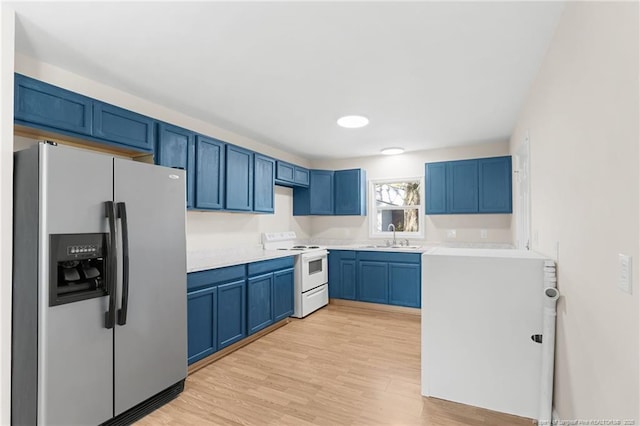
(387, 223), (397, 246)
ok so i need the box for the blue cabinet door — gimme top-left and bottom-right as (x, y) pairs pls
(254, 155), (275, 213)
(92, 102), (154, 152)
(478, 156), (512, 213)
(388, 263), (421, 308)
(195, 136), (225, 210)
(334, 169), (366, 216)
(187, 286), (217, 365)
(357, 261), (388, 304)
(14, 73), (92, 135)
(310, 170), (335, 215)
(225, 145), (254, 211)
(447, 160), (478, 213)
(276, 161), (295, 182)
(426, 162), (447, 214)
(247, 273), (274, 335)
(340, 259), (357, 300)
(217, 280), (246, 349)
(273, 268), (294, 322)
(294, 167), (310, 186)
(156, 123), (195, 208)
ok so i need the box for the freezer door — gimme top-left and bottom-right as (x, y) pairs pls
(113, 159), (187, 415)
(40, 143), (114, 425)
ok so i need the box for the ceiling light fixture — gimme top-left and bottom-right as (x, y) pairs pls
(381, 147), (405, 155)
(337, 115), (369, 129)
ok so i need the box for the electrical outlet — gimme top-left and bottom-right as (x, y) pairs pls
(480, 229), (488, 239)
(533, 230), (539, 246)
(447, 229), (456, 239)
(618, 254), (632, 294)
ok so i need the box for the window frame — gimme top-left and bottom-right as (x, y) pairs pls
(368, 176), (425, 239)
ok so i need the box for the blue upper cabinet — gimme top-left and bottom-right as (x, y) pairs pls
(254, 155), (275, 213)
(334, 169), (367, 216)
(195, 136), (225, 210)
(156, 123), (195, 208)
(14, 73), (92, 136)
(225, 145), (254, 211)
(447, 159), (478, 213)
(294, 168), (366, 216)
(425, 162), (447, 214)
(93, 102), (154, 152)
(425, 156), (512, 215)
(294, 167), (310, 186)
(478, 156), (512, 213)
(309, 170), (335, 215)
(15, 74), (155, 153)
(275, 161), (309, 187)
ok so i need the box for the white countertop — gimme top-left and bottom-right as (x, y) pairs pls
(187, 241), (517, 272)
(325, 244), (432, 253)
(187, 247), (297, 273)
(422, 246), (550, 260)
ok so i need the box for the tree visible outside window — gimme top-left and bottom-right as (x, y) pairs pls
(370, 178), (424, 238)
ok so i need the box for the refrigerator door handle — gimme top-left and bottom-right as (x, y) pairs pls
(105, 201), (117, 329)
(116, 202), (129, 326)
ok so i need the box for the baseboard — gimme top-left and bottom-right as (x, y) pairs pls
(329, 298), (421, 317)
(187, 318), (290, 375)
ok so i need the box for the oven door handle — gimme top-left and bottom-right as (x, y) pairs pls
(302, 253), (328, 263)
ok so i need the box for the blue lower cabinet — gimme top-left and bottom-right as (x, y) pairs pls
(388, 263), (421, 308)
(187, 286), (217, 365)
(329, 251), (421, 308)
(273, 268), (294, 322)
(358, 261), (389, 304)
(340, 260), (357, 300)
(328, 251), (356, 299)
(217, 280), (246, 349)
(248, 273), (274, 335)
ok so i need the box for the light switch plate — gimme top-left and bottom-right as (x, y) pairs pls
(618, 254), (632, 294)
(447, 229), (456, 239)
(480, 229), (488, 239)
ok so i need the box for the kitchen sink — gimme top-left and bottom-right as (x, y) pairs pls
(358, 244), (422, 250)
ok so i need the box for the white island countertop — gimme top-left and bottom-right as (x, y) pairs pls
(187, 247), (297, 273)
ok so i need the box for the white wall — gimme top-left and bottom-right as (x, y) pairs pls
(311, 140), (513, 244)
(187, 186), (311, 251)
(0, 5), (14, 424)
(510, 2), (639, 421)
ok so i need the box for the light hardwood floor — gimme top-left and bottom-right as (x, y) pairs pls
(137, 304), (533, 426)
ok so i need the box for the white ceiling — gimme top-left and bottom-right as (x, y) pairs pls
(11, 2), (564, 160)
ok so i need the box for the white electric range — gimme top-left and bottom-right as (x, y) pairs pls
(262, 232), (328, 318)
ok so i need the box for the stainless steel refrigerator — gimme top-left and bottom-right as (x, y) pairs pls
(12, 142), (187, 425)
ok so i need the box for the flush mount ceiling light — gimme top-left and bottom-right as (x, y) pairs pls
(337, 115), (369, 129)
(381, 147), (405, 155)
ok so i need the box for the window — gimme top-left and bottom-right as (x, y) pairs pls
(369, 177), (425, 239)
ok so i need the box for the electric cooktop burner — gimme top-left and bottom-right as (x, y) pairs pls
(276, 245), (322, 251)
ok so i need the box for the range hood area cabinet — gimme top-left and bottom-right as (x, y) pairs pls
(293, 168), (367, 216)
(425, 156), (512, 215)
